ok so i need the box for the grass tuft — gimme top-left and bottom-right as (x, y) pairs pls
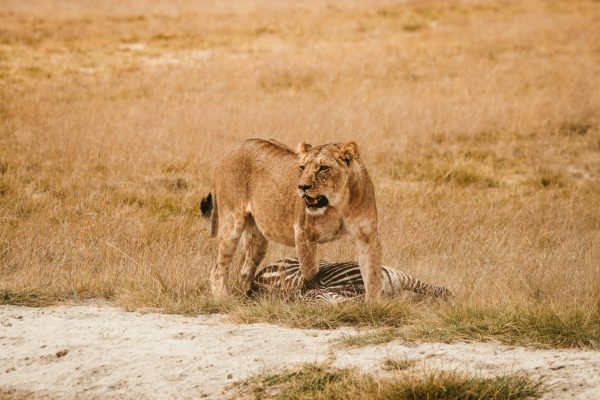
(0, 288), (70, 307)
(382, 357), (417, 371)
(420, 305), (600, 349)
(534, 168), (567, 188)
(333, 328), (399, 348)
(231, 298), (413, 329)
(395, 371), (543, 400)
(402, 23), (424, 32)
(231, 363), (544, 400)
(559, 122), (592, 136)
(0, 160), (9, 174)
(333, 304), (600, 350)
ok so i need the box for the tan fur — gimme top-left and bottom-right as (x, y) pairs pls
(209, 138), (382, 300)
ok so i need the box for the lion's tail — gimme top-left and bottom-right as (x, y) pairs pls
(200, 192), (218, 238)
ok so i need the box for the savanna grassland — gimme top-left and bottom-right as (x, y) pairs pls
(1, 0), (599, 348)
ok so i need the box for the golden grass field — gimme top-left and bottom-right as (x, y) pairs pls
(1, 0), (599, 347)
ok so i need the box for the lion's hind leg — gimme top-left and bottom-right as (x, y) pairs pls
(211, 210), (246, 297)
(240, 215), (268, 293)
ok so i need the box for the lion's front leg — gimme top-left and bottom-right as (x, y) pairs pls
(294, 224), (319, 283)
(352, 225), (383, 300)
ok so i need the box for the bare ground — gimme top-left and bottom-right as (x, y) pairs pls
(1, 305), (599, 399)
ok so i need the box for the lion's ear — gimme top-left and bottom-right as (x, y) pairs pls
(297, 143), (312, 154)
(338, 141), (359, 165)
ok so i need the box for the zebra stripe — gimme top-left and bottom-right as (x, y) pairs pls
(250, 258), (452, 302)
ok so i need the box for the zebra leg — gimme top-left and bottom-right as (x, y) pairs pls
(385, 268), (452, 299)
(240, 216), (268, 293)
(211, 211), (245, 297)
(411, 279), (453, 299)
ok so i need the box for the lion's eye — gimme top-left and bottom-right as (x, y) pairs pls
(319, 165), (330, 172)
(299, 165), (305, 171)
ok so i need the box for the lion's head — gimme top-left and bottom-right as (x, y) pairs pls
(296, 142), (359, 215)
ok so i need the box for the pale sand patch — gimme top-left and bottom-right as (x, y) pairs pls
(1, 305), (599, 399)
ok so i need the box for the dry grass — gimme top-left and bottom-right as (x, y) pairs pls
(1, 0), (599, 346)
(230, 363), (544, 399)
(334, 327), (401, 348)
(382, 357), (418, 371)
(231, 297), (414, 329)
(333, 303), (600, 349)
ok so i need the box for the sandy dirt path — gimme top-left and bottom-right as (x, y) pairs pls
(1, 305), (599, 399)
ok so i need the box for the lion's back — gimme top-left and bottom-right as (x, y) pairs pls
(215, 139), (297, 190)
(213, 139), (299, 243)
(218, 137), (292, 165)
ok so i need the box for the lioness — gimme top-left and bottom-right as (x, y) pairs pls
(202, 139), (382, 300)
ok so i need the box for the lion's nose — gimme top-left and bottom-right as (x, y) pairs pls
(298, 184), (312, 191)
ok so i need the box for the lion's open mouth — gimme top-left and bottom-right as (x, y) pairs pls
(303, 194), (329, 208)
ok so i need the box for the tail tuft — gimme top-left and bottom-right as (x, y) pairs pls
(200, 192), (218, 237)
(200, 193), (213, 218)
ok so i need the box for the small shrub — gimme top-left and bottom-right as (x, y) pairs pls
(559, 122), (591, 136)
(534, 168), (567, 188)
